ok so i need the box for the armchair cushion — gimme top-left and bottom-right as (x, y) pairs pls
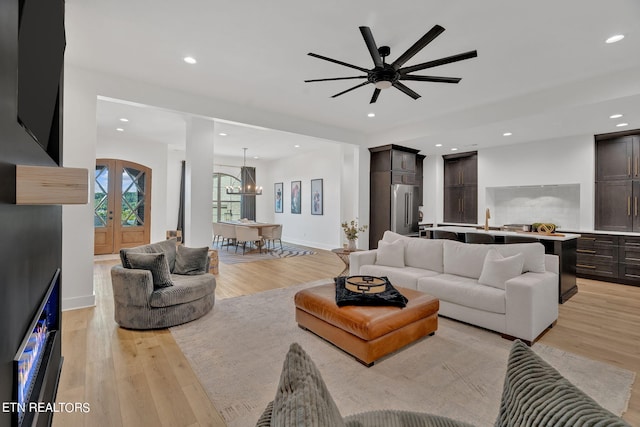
(174, 245), (209, 275)
(270, 343), (345, 427)
(120, 238), (178, 271)
(126, 252), (174, 289)
(495, 340), (629, 427)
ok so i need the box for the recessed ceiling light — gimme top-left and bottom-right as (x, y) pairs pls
(606, 34), (625, 44)
(451, 148), (458, 151)
(503, 132), (512, 136)
(610, 114), (623, 119)
(435, 144), (443, 147)
(253, 156), (260, 159)
(119, 118), (129, 122)
(294, 144), (301, 148)
(218, 132), (227, 136)
(183, 56), (197, 64)
(616, 123), (629, 127)
(367, 112), (375, 118)
(116, 128), (124, 132)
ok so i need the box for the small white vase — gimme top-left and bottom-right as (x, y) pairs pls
(347, 239), (357, 251)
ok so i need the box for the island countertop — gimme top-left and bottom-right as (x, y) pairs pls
(424, 225), (580, 241)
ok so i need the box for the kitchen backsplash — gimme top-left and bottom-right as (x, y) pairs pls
(486, 184), (580, 229)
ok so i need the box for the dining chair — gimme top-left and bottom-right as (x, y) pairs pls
(212, 222), (223, 247)
(465, 232), (495, 244)
(235, 226), (263, 255)
(263, 224), (283, 250)
(504, 235), (540, 244)
(432, 230), (459, 241)
(219, 223), (237, 251)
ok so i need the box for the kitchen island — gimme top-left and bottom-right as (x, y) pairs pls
(424, 225), (580, 303)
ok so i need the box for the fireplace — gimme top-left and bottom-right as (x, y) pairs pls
(12, 269), (62, 427)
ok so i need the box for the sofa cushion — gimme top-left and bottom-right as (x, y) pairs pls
(417, 274), (506, 314)
(381, 230), (410, 243)
(271, 343), (345, 427)
(403, 238), (444, 273)
(173, 245), (209, 275)
(120, 238), (178, 271)
(125, 252), (174, 289)
(443, 240), (492, 279)
(494, 243), (545, 273)
(149, 273), (215, 307)
(375, 239), (405, 268)
(495, 340), (629, 427)
(478, 250), (524, 290)
(360, 265), (438, 290)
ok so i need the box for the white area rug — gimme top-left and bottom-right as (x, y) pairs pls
(171, 280), (635, 427)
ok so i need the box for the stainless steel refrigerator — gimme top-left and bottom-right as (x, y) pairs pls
(391, 184), (419, 236)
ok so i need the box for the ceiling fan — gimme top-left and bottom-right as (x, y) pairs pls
(305, 25), (478, 104)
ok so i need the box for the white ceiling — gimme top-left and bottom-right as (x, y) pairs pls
(67, 0), (640, 160)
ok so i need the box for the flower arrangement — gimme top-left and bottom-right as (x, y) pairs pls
(341, 219), (368, 241)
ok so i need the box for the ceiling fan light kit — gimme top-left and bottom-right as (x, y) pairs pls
(305, 25), (478, 104)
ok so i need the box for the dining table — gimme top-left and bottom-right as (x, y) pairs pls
(220, 220), (279, 235)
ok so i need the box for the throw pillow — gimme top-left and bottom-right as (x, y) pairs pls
(496, 340), (629, 427)
(478, 249), (524, 290)
(271, 343), (345, 427)
(174, 245), (209, 275)
(119, 238), (178, 271)
(125, 252), (174, 289)
(375, 239), (405, 268)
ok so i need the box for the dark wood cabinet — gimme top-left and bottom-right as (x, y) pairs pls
(573, 232), (640, 287)
(596, 135), (639, 181)
(576, 233), (619, 279)
(595, 181), (634, 231)
(369, 145), (423, 249)
(443, 152), (477, 224)
(595, 133), (640, 232)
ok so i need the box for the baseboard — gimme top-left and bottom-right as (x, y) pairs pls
(62, 294), (96, 311)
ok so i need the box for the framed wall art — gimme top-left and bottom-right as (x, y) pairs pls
(311, 179), (323, 215)
(291, 180), (301, 214)
(274, 182), (283, 213)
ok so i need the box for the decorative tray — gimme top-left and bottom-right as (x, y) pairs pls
(345, 275), (387, 294)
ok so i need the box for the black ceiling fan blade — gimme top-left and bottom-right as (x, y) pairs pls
(304, 76), (367, 83)
(370, 88), (381, 104)
(359, 26), (383, 68)
(393, 82), (421, 100)
(308, 52), (370, 73)
(400, 50), (478, 74)
(331, 81), (371, 98)
(401, 75), (461, 84)
(392, 25), (445, 69)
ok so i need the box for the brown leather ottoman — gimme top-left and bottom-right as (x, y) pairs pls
(294, 283), (439, 366)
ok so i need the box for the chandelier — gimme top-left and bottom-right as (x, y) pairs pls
(226, 148), (263, 195)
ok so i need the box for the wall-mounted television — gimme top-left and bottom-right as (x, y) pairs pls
(17, 0), (66, 164)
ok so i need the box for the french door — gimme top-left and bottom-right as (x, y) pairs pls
(94, 159), (152, 254)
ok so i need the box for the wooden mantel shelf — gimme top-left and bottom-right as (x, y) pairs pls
(16, 165), (89, 205)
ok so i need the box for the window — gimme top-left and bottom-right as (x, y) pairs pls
(213, 173), (242, 222)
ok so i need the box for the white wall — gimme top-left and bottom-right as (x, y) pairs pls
(257, 144), (345, 249)
(422, 134), (595, 230)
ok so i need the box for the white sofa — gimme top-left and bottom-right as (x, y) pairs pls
(349, 231), (559, 343)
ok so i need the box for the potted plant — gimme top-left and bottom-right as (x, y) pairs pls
(341, 219), (368, 251)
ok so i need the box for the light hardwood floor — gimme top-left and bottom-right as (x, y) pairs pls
(54, 248), (640, 426)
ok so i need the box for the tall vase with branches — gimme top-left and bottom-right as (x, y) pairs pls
(341, 219), (367, 251)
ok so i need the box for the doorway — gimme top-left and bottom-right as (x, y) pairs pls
(94, 159), (152, 254)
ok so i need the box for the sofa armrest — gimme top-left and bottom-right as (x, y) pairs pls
(505, 271), (559, 342)
(349, 250), (377, 275)
(544, 254), (559, 274)
(111, 265), (154, 307)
